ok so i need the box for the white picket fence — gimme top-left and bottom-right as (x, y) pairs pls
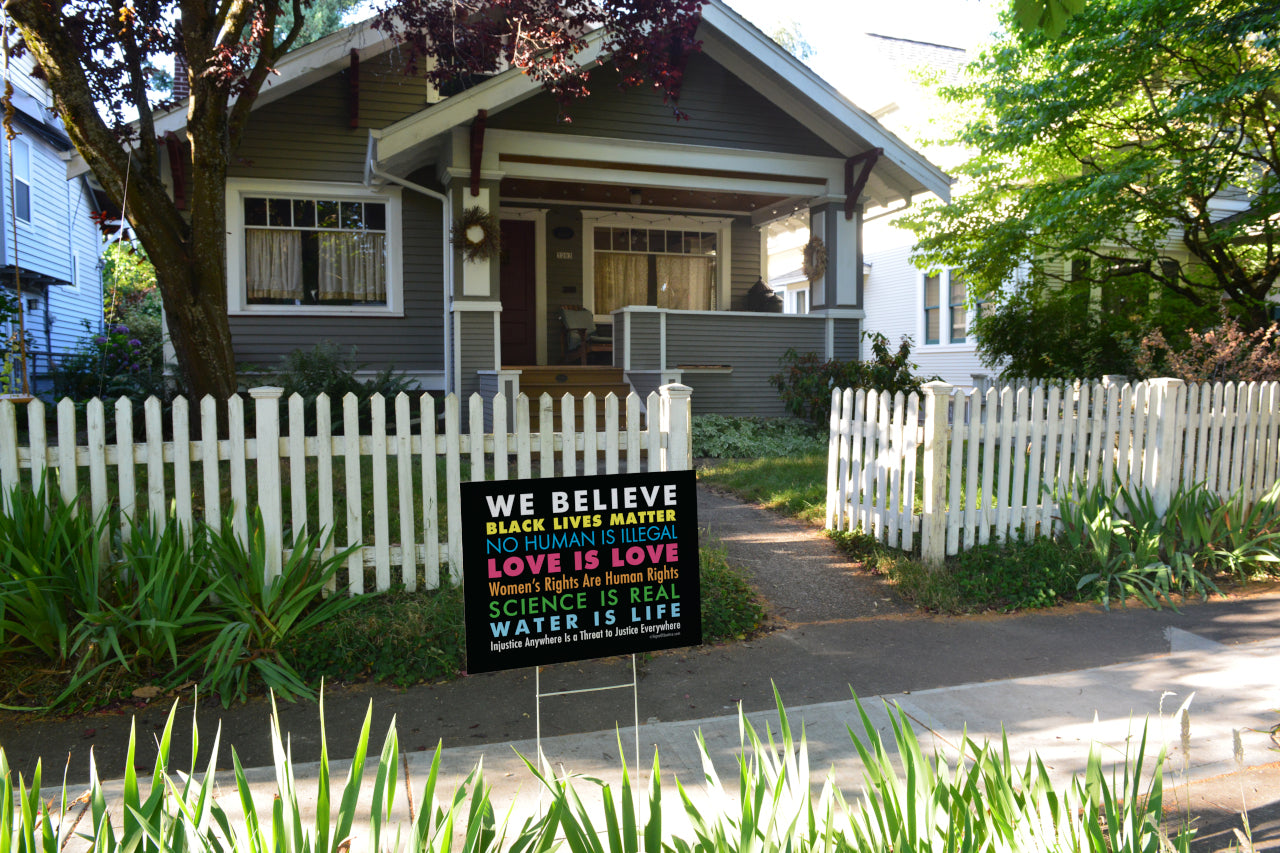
(0, 385), (693, 593)
(825, 378), (1280, 564)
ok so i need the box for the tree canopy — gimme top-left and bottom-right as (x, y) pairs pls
(6, 0), (701, 402)
(904, 0), (1280, 379)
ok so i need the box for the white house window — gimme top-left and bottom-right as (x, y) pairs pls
(13, 137), (30, 223)
(949, 272), (967, 343)
(583, 211), (731, 319)
(923, 273), (940, 344)
(226, 180), (401, 316)
(593, 227), (716, 314)
(244, 196), (387, 305)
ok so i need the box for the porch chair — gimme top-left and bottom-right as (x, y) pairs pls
(558, 305), (613, 365)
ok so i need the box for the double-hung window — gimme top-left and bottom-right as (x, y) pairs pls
(949, 272), (967, 343)
(226, 179), (402, 316)
(923, 273), (940, 344)
(12, 137), (30, 223)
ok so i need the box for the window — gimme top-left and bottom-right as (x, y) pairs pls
(794, 289), (807, 315)
(226, 180), (401, 316)
(12, 137), (30, 222)
(923, 273), (940, 344)
(583, 212), (730, 318)
(949, 272), (967, 343)
(593, 226), (716, 313)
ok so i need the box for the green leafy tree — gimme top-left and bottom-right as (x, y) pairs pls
(768, 21), (814, 62)
(905, 0), (1280, 379)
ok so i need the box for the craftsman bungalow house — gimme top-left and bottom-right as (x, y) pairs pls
(76, 1), (949, 417)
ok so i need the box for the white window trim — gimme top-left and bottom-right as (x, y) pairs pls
(919, 268), (976, 350)
(225, 178), (404, 317)
(13, 136), (31, 223)
(581, 209), (732, 322)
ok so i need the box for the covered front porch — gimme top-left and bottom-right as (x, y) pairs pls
(361, 1), (950, 417)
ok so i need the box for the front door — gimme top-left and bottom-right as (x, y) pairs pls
(499, 219), (537, 364)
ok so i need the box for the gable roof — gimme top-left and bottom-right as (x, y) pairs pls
(67, 1), (951, 206)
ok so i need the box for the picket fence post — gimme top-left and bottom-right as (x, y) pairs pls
(1146, 377), (1185, 517)
(920, 381), (952, 568)
(251, 386), (285, 581)
(660, 383), (693, 471)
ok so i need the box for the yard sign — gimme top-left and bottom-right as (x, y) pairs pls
(461, 470), (700, 673)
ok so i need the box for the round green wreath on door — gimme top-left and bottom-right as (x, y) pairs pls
(451, 206), (502, 263)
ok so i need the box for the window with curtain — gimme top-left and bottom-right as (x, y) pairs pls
(243, 196), (388, 305)
(593, 226), (716, 314)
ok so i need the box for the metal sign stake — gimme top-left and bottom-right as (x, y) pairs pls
(535, 654), (642, 813)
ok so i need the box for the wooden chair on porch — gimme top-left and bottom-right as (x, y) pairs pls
(558, 305), (613, 365)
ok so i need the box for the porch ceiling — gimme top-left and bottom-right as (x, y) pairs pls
(500, 177), (798, 217)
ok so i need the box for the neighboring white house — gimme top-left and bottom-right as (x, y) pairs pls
(0, 54), (105, 395)
(765, 213), (810, 314)
(853, 33), (991, 387)
(764, 33), (991, 386)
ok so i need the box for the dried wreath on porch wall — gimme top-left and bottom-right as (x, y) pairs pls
(802, 234), (828, 282)
(452, 206), (501, 263)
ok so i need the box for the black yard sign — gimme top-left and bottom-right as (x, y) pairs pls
(460, 470), (700, 674)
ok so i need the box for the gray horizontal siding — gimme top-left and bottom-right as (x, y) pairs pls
(230, 52), (430, 182)
(832, 319), (861, 361)
(664, 313), (826, 416)
(728, 219), (761, 310)
(629, 312), (661, 369)
(459, 312), (496, 398)
(488, 54), (841, 158)
(230, 189), (445, 374)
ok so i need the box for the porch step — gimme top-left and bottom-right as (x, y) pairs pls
(505, 366), (634, 430)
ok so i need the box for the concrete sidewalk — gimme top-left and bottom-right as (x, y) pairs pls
(85, 620), (1280, 849)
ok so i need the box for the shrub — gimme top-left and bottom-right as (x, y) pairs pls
(265, 342), (419, 434)
(1136, 310), (1280, 383)
(691, 414), (823, 458)
(51, 321), (168, 402)
(770, 332), (938, 426)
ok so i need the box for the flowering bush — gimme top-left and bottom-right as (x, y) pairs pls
(1136, 311), (1280, 383)
(52, 321), (166, 402)
(769, 332), (938, 426)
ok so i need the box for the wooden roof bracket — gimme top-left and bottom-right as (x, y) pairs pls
(470, 109), (487, 196)
(844, 148), (882, 220)
(348, 49), (360, 128)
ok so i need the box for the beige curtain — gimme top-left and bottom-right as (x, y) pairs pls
(246, 230), (302, 300)
(656, 256), (713, 311)
(318, 232), (386, 302)
(594, 253), (648, 314)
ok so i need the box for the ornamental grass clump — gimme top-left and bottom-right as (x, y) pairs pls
(1057, 477), (1280, 609)
(0, 687), (1189, 853)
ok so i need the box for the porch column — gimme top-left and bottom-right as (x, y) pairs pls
(809, 200), (862, 311)
(446, 174), (503, 415)
(809, 201), (864, 363)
